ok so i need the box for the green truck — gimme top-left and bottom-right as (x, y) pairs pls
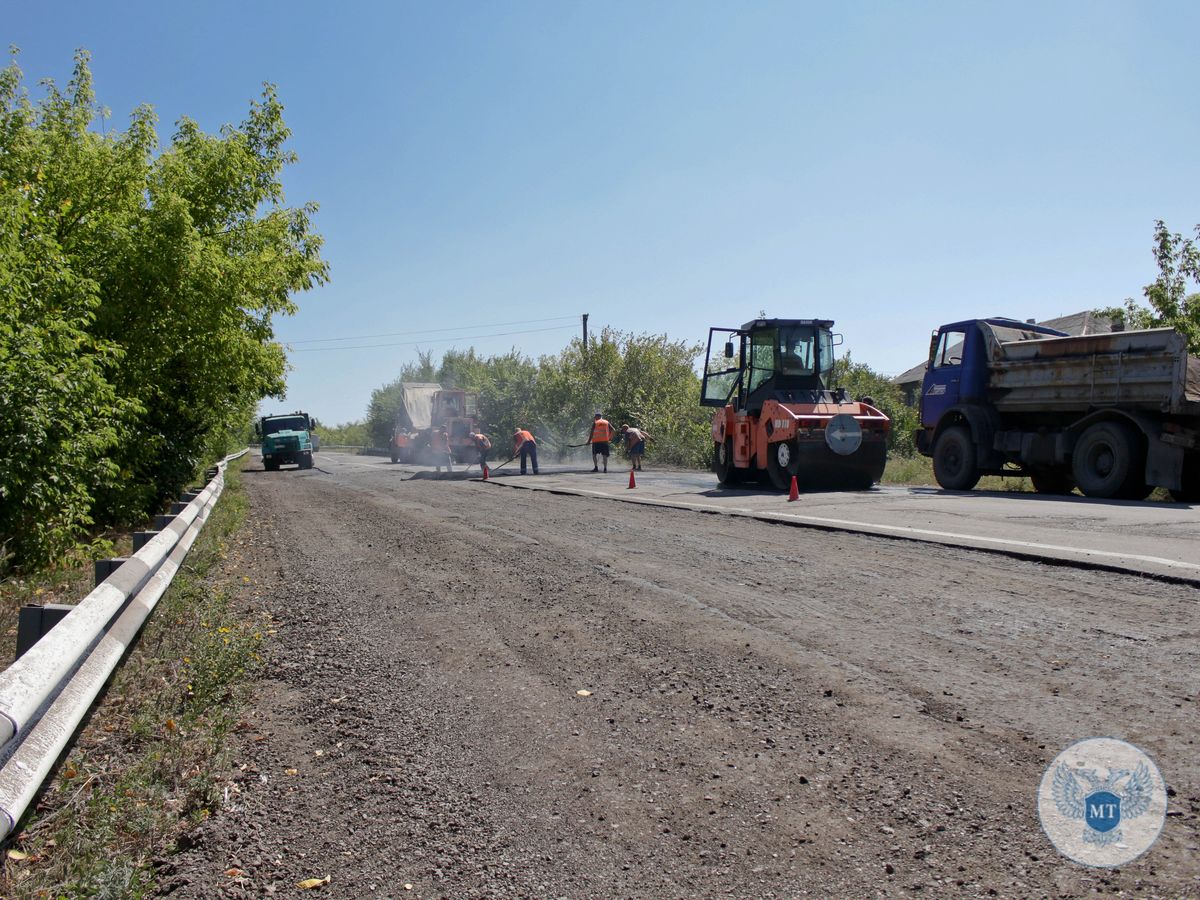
(259, 412), (316, 471)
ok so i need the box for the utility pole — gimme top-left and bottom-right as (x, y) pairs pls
(582, 313), (589, 351)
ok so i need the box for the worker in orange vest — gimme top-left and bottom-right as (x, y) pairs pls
(589, 412), (614, 473)
(430, 426), (452, 473)
(512, 428), (539, 475)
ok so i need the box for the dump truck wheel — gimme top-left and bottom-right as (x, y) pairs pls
(1030, 469), (1074, 495)
(933, 425), (980, 491)
(301, 452), (313, 470)
(1072, 421), (1143, 499)
(714, 439), (741, 486)
(766, 440), (794, 491)
(390, 450), (398, 463)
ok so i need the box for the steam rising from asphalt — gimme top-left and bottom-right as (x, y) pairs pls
(534, 420), (599, 463)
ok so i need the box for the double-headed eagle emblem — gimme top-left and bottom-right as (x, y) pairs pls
(1052, 762), (1155, 846)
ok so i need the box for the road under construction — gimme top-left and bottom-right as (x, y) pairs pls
(158, 450), (1199, 896)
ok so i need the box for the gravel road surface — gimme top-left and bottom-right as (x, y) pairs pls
(162, 456), (1199, 898)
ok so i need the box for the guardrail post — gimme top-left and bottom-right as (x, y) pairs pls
(205, 466), (219, 481)
(93, 558), (129, 586)
(15, 605), (76, 660)
(169, 501), (188, 515)
(132, 531), (158, 552)
(153, 514), (174, 530)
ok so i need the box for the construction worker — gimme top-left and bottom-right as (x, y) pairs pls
(513, 428), (539, 475)
(469, 431), (492, 471)
(589, 412), (614, 473)
(620, 424), (652, 471)
(431, 426), (452, 473)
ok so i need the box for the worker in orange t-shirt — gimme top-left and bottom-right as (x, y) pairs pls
(589, 412), (614, 473)
(512, 428), (539, 475)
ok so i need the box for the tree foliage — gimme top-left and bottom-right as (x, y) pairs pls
(533, 329), (710, 465)
(0, 50), (325, 571)
(362, 330), (712, 466)
(832, 355), (917, 457)
(1102, 220), (1200, 352)
(314, 420), (370, 447)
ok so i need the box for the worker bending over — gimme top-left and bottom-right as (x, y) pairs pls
(512, 428), (539, 475)
(469, 432), (491, 471)
(621, 424), (652, 471)
(589, 412), (614, 473)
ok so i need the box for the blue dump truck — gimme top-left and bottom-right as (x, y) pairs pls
(916, 318), (1200, 500)
(259, 412), (315, 471)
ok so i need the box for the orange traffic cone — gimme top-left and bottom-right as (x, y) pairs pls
(788, 475), (799, 502)
(628, 468), (636, 489)
(482, 464), (489, 481)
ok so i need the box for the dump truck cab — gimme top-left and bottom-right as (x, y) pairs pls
(259, 412), (315, 471)
(918, 318), (1067, 434)
(701, 318), (890, 490)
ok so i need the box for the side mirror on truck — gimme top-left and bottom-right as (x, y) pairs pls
(724, 341), (735, 359)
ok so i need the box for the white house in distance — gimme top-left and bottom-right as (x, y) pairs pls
(892, 311), (1116, 406)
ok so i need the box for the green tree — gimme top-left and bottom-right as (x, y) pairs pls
(315, 420), (370, 447)
(0, 162), (133, 568)
(0, 53), (136, 569)
(832, 354), (917, 457)
(1102, 220), (1200, 352)
(365, 378), (406, 449)
(472, 350), (539, 449)
(532, 328), (710, 465)
(0, 49), (325, 569)
(84, 71), (327, 521)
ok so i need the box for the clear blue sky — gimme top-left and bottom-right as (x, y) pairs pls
(12, 1), (1200, 425)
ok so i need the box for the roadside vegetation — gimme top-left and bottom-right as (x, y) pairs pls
(314, 420), (371, 447)
(0, 49), (326, 574)
(0, 461), (263, 898)
(1100, 219), (1200, 352)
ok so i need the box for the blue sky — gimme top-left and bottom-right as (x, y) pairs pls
(11, 1), (1200, 425)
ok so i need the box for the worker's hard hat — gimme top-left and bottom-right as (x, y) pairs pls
(620, 424), (629, 431)
(513, 429), (522, 435)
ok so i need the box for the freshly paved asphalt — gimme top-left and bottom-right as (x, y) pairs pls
(315, 452), (1200, 583)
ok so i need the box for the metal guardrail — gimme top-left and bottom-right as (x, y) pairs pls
(0, 450), (247, 839)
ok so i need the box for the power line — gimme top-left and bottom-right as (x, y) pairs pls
(288, 323), (579, 353)
(284, 314), (580, 345)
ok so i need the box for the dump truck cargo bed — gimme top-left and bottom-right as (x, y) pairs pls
(984, 324), (1200, 416)
(396, 383), (441, 430)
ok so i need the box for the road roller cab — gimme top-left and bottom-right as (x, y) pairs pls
(700, 318), (890, 490)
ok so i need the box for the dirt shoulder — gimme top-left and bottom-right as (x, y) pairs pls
(162, 462), (1199, 898)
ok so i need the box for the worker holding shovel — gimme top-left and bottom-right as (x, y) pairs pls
(469, 431), (492, 472)
(512, 428), (539, 475)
